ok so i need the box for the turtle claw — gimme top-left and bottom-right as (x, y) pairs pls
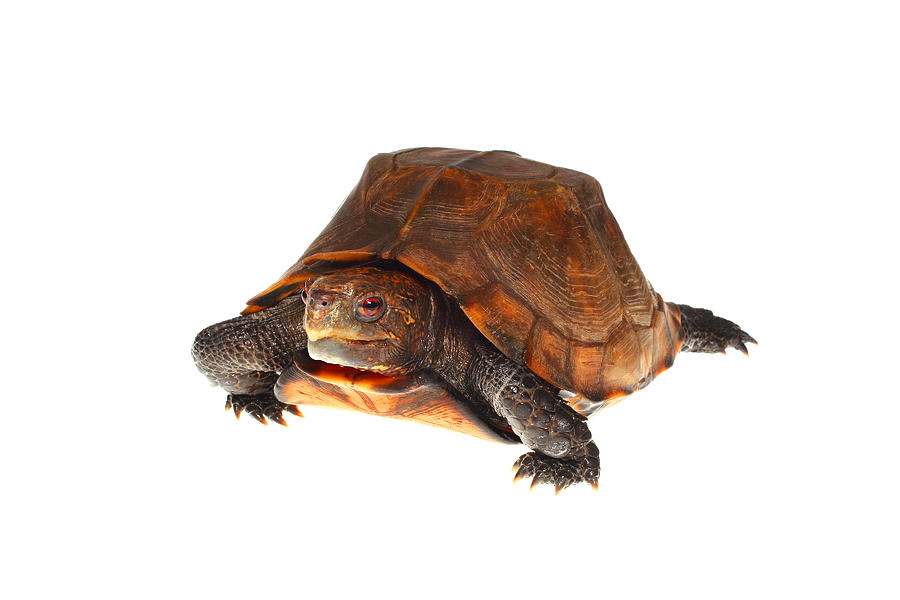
(511, 451), (592, 492)
(736, 330), (756, 355)
(267, 412), (287, 427)
(513, 465), (529, 482)
(248, 409), (268, 425)
(530, 471), (550, 490)
(284, 404), (304, 418)
(264, 400), (288, 426)
(226, 393), (298, 427)
(716, 325), (757, 355)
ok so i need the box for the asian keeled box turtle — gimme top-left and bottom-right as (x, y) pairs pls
(192, 148), (755, 491)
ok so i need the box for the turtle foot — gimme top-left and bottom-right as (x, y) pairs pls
(513, 451), (599, 493)
(674, 304), (757, 355)
(225, 392), (303, 426)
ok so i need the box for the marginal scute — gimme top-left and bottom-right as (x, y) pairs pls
(661, 300), (684, 358)
(303, 250), (378, 266)
(569, 342), (607, 395)
(244, 148), (682, 402)
(241, 281), (303, 315)
(601, 320), (643, 395)
(525, 319), (569, 389)
(395, 245), (492, 295)
(634, 324), (656, 384)
(461, 283), (534, 361)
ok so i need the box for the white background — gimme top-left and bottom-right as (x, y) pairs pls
(2, 1), (898, 598)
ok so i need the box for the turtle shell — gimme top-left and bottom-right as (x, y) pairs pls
(274, 349), (517, 443)
(245, 148), (682, 404)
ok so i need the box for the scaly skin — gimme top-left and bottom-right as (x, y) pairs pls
(674, 303), (756, 355)
(465, 341), (600, 491)
(192, 294), (306, 424)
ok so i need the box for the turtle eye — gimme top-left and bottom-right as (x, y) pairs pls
(356, 295), (385, 322)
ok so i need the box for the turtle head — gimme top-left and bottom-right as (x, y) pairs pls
(302, 266), (436, 375)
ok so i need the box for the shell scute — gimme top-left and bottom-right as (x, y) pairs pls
(569, 342), (607, 394)
(525, 318), (570, 386)
(599, 321), (643, 397)
(461, 283), (535, 361)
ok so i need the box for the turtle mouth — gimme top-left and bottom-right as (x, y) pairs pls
(306, 336), (394, 372)
(304, 327), (389, 344)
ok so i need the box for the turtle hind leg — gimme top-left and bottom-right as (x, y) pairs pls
(673, 303), (757, 355)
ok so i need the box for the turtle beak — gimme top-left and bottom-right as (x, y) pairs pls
(305, 336), (361, 365)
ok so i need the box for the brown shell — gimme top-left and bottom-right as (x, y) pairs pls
(245, 148), (682, 403)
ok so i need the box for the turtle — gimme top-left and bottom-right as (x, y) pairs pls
(192, 148), (755, 491)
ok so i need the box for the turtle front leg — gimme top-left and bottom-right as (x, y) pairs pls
(468, 343), (600, 492)
(225, 392), (303, 426)
(192, 294), (307, 425)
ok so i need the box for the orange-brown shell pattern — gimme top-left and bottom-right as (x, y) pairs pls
(244, 148), (683, 403)
(274, 352), (516, 443)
